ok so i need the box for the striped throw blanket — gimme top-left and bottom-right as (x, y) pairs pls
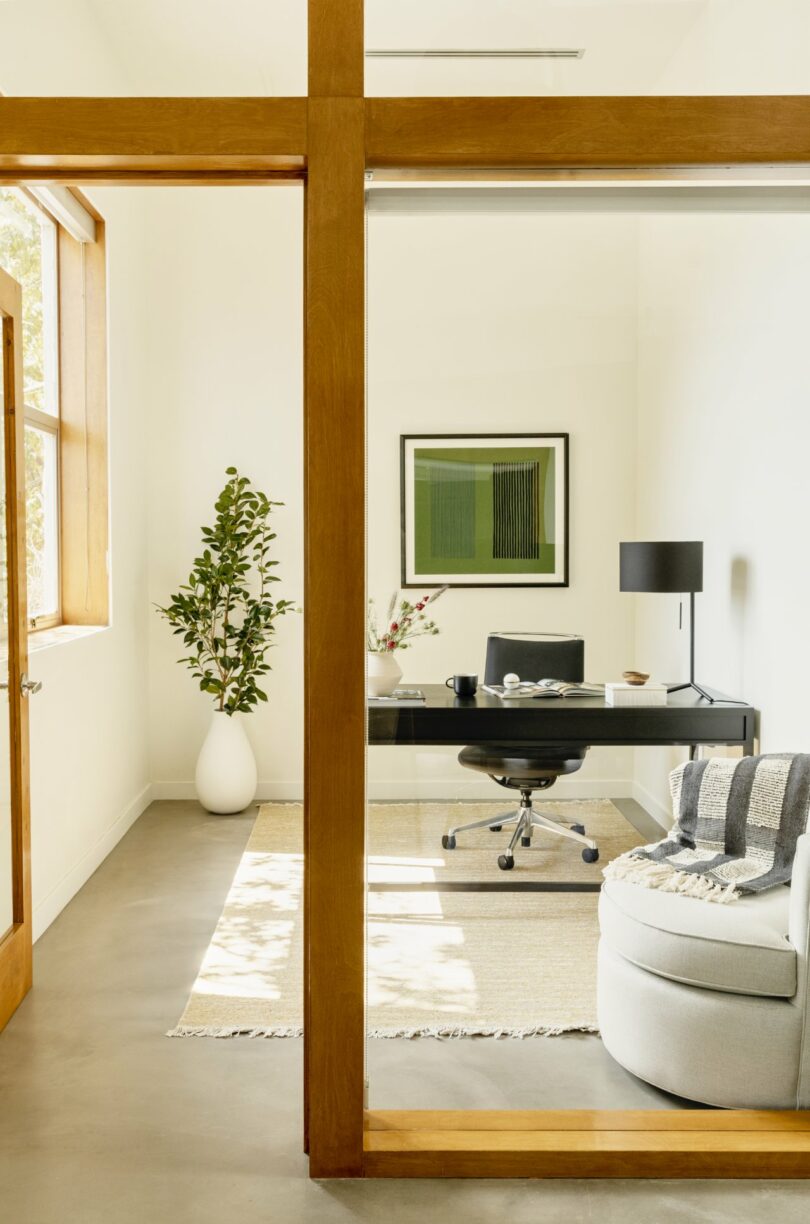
(604, 754), (810, 903)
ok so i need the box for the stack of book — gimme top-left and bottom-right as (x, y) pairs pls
(605, 681), (667, 707)
(368, 689), (426, 706)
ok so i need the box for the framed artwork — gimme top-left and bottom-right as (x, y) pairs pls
(400, 433), (569, 588)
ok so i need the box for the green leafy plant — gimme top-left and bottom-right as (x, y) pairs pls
(156, 468), (296, 715)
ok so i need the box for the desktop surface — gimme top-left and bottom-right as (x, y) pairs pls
(368, 683), (756, 750)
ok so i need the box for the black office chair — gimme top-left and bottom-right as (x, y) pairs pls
(442, 633), (599, 871)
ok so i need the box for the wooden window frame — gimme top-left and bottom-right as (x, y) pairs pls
(1, 186), (109, 631)
(0, 0), (809, 1178)
(56, 193), (109, 628)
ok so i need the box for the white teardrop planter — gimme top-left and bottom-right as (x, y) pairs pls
(195, 710), (258, 815)
(367, 650), (402, 698)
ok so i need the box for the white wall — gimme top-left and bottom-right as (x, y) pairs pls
(143, 189), (304, 800)
(633, 211), (810, 822)
(28, 188), (151, 938)
(367, 204), (639, 798)
(0, 0), (157, 950)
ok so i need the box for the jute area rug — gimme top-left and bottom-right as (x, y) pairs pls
(168, 801), (640, 1039)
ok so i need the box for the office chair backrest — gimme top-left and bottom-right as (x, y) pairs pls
(484, 633), (584, 686)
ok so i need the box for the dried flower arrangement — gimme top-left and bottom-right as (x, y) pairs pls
(367, 586), (448, 653)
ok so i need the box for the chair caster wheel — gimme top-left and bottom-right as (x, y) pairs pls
(442, 834), (456, 850)
(581, 847), (599, 864)
(572, 823), (585, 836)
(497, 854), (515, 871)
(521, 836), (532, 847)
(489, 825), (502, 833)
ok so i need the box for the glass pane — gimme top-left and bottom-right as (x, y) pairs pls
(366, 0), (810, 96)
(0, 317), (12, 940)
(0, 1), (306, 95)
(0, 188), (58, 418)
(24, 426), (59, 622)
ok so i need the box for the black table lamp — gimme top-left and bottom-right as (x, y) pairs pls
(620, 541), (715, 703)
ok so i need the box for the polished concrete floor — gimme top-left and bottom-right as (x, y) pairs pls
(0, 800), (807, 1223)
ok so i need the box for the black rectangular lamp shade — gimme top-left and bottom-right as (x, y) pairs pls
(620, 541), (703, 594)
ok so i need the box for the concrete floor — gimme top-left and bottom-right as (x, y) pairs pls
(0, 800), (807, 1222)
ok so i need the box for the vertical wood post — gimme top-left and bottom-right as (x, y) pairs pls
(304, 0), (366, 1179)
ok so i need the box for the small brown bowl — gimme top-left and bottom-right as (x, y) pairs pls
(622, 670), (650, 687)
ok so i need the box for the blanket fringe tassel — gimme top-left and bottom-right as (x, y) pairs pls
(603, 854), (740, 903)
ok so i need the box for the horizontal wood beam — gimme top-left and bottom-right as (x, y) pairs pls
(364, 1111), (810, 1177)
(0, 98), (307, 176)
(366, 1109), (810, 1133)
(366, 96), (810, 168)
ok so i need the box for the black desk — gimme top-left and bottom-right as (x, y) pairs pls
(369, 684), (756, 755)
(368, 685), (756, 894)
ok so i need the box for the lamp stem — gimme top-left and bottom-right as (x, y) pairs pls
(690, 590), (696, 685)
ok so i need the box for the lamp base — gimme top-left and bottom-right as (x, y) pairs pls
(666, 680), (717, 704)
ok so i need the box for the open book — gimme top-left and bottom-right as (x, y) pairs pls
(483, 679), (605, 700)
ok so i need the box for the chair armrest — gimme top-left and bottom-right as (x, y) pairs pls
(789, 833), (810, 956)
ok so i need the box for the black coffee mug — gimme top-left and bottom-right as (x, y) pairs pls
(446, 674), (478, 698)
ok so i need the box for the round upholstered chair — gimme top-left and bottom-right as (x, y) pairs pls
(597, 834), (810, 1109)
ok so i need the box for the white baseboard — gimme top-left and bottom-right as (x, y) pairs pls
(33, 783), (153, 942)
(153, 778), (636, 804)
(151, 780), (304, 802)
(631, 779), (671, 831)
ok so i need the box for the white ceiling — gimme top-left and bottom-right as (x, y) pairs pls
(0, 0), (808, 97)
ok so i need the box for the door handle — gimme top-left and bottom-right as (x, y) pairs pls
(0, 675), (43, 696)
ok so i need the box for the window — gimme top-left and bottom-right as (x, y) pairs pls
(0, 187), (109, 634)
(0, 189), (60, 627)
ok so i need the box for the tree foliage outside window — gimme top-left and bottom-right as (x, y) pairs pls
(0, 189), (59, 622)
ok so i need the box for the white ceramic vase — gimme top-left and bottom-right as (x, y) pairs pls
(367, 650), (402, 698)
(195, 710), (258, 814)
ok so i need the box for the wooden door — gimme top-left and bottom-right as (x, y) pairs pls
(0, 266), (33, 1032)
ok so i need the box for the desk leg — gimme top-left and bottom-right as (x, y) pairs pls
(689, 745), (697, 762)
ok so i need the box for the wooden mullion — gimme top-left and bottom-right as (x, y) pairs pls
(366, 95), (810, 168)
(308, 0), (364, 97)
(303, 95), (366, 1179)
(0, 97), (307, 173)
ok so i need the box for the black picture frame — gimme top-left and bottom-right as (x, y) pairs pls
(400, 432), (570, 589)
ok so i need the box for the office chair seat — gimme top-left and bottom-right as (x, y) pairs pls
(458, 743), (586, 786)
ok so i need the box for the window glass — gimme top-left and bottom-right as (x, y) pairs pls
(0, 189), (60, 622)
(24, 426), (59, 621)
(0, 190), (58, 417)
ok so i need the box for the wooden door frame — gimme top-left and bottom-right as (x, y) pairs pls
(0, 268), (33, 1033)
(2, 0), (810, 1178)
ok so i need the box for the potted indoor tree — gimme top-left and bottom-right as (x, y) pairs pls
(157, 468), (296, 813)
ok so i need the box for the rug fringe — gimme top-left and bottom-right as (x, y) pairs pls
(167, 1023), (598, 1040)
(602, 854), (739, 903)
(166, 1025), (303, 1039)
(367, 1023), (599, 1040)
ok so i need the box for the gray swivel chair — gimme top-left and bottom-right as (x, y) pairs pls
(442, 633), (599, 871)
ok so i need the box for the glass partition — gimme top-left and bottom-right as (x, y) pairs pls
(365, 0), (810, 96)
(0, 1), (306, 95)
(364, 180), (810, 1112)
